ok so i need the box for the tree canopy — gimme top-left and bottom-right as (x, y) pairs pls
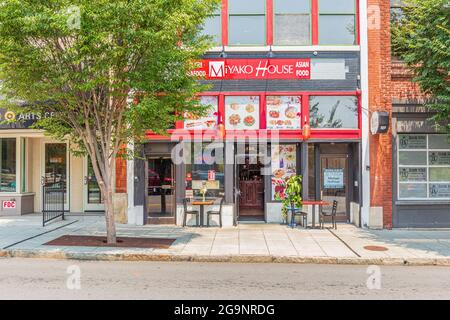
(392, 0), (450, 133)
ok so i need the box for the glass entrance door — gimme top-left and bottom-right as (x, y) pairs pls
(84, 158), (104, 211)
(147, 158), (175, 222)
(43, 143), (69, 211)
(320, 155), (349, 221)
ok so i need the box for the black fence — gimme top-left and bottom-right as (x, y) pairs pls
(42, 185), (66, 226)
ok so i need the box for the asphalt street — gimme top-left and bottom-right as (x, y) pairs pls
(0, 258), (449, 299)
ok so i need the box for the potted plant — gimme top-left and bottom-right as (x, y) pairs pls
(281, 175), (303, 226)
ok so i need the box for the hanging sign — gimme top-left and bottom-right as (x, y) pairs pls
(191, 59), (311, 80)
(323, 169), (344, 189)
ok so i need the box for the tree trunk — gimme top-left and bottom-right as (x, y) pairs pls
(100, 160), (117, 244)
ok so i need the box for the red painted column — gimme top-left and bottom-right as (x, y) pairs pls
(221, 0), (228, 46)
(311, 0), (319, 45)
(266, 0), (273, 45)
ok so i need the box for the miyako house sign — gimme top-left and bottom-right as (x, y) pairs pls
(192, 59), (311, 80)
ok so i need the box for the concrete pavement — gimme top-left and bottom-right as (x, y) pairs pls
(1, 258), (450, 299)
(1, 214), (450, 265)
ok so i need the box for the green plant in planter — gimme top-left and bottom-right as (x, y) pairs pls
(281, 175), (303, 223)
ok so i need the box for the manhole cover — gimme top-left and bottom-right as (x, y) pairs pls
(364, 245), (389, 251)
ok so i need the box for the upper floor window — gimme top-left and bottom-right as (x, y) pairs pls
(200, 8), (222, 45)
(228, 0), (266, 45)
(318, 0), (356, 45)
(274, 0), (311, 45)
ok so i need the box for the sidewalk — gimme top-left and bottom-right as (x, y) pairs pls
(1, 214), (450, 265)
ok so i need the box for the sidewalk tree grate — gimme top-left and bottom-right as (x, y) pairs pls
(364, 245), (389, 251)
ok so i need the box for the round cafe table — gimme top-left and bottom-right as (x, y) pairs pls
(303, 200), (331, 229)
(191, 199), (215, 227)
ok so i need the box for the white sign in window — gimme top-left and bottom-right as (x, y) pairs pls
(323, 169), (344, 189)
(266, 96), (301, 130)
(225, 96), (260, 130)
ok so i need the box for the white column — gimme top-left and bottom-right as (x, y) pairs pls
(359, 0), (371, 227)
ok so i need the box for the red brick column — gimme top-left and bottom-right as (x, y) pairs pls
(367, 0), (393, 229)
(115, 155), (127, 194)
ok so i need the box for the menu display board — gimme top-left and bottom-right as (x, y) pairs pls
(430, 184), (450, 198)
(399, 134), (427, 149)
(271, 144), (297, 201)
(429, 152), (450, 165)
(225, 96), (259, 130)
(184, 96), (218, 130)
(266, 96), (301, 130)
(399, 167), (427, 182)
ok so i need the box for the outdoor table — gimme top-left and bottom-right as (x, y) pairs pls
(191, 200), (215, 227)
(303, 200), (331, 229)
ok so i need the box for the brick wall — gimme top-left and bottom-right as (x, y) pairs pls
(115, 156), (127, 193)
(368, 0), (393, 229)
(391, 59), (427, 104)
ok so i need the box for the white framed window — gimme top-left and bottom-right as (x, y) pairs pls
(397, 134), (450, 200)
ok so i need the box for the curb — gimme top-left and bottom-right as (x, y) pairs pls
(2, 249), (450, 266)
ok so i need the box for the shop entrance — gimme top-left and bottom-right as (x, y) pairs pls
(147, 157), (175, 224)
(235, 144), (265, 222)
(320, 153), (349, 222)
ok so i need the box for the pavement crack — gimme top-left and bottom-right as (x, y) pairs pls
(327, 228), (361, 257)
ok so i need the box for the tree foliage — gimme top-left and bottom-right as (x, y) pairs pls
(0, 0), (219, 242)
(392, 0), (450, 133)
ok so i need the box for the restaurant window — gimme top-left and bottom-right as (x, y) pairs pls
(266, 96), (301, 130)
(0, 138), (16, 192)
(271, 144), (297, 201)
(184, 96), (218, 130)
(225, 96), (260, 130)
(228, 0), (266, 45)
(318, 0), (356, 45)
(274, 0), (311, 45)
(200, 8), (221, 45)
(185, 142), (225, 198)
(309, 96), (358, 129)
(398, 134), (450, 200)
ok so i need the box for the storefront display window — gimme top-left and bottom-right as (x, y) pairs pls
(271, 144), (297, 201)
(266, 96), (301, 130)
(318, 0), (356, 45)
(398, 134), (450, 199)
(185, 142), (225, 198)
(184, 96), (218, 130)
(274, 0), (310, 45)
(0, 138), (16, 192)
(225, 96), (260, 130)
(228, 0), (265, 45)
(310, 96), (358, 129)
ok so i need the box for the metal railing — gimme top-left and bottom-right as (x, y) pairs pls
(42, 185), (66, 226)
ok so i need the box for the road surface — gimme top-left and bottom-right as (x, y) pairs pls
(0, 258), (449, 299)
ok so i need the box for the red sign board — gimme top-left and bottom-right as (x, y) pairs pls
(3, 200), (16, 209)
(192, 59), (311, 80)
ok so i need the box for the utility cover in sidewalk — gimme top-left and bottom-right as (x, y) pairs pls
(364, 245), (389, 251)
(44, 235), (175, 248)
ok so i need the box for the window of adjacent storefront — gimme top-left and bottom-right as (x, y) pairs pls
(309, 96), (358, 129)
(273, 0), (311, 45)
(318, 0), (356, 45)
(200, 8), (221, 45)
(397, 134), (450, 200)
(228, 0), (266, 45)
(0, 138), (16, 192)
(185, 142), (225, 198)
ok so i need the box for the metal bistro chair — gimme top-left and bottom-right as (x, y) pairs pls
(289, 202), (308, 228)
(207, 198), (224, 227)
(320, 200), (338, 229)
(183, 198), (200, 227)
